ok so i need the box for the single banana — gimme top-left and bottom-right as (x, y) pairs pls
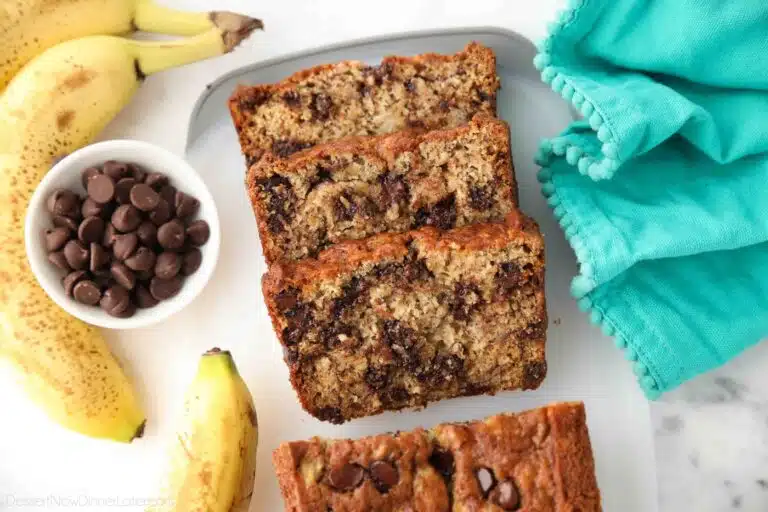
(0, 24), (260, 441)
(0, 0), (263, 90)
(151, 349), (258, 512)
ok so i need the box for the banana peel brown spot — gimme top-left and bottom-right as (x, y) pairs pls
(246, 404), (257, 427)
(56, 110), (75, 131)
(199, 463), (212, 488)
(62, 69), (95, 91)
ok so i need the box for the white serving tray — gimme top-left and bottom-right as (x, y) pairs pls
(0, 28), (657, 512)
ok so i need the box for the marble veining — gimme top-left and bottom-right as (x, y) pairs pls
(652, 340), (768, 511)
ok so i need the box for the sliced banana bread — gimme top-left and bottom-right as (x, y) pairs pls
(229, 42), (500, 165)
(262, 211), (547, 424)
(248, 115), (517, 264)
(272, 402), (601, 511)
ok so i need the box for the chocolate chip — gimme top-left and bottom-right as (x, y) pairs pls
(113, 233), (138, 260)
(159, 184), (177, 206)
(136, 221), (158, 247)
(157, 219), (185, 250)
(77, 216), (104, 244)
(282, 90), (301, 107)
(327, 463), (364, 491)
(135, 285), (159, 308)
(47, 189), (80, 218)
(428, 449), (454, 479)
(476, 467), (496, 497)
(110, 262), (136, 290)
(469, 186), (493, 210)
(272, 140), (312, 158)
(380, 173), (409, 205)
(315, 406), (343, 424)
(111, 204), (141, 232)
(114, 177), (136, 205)
(102, 160), (129, 180)
(62, 270), (87, 297)
(174, 191), (199, 219)
(53, 214), (79, 232)
(489, 480), (521, 510)
(414, 194), (456, 230)
(145, 172), (169, 190)
(364, 366), (390, 390)
(522, 361), (547, 389)
(310, 93), (333, 121)
(497, 262), (522, 290)
(370, 461), (399, 493)
(128, 163), (146, 183)
(149, 199), (172, 226)
(102, 222), (118, 248)
(186, 219), (210, 246)
(334, 193), (358, 222)
(517, 319), (546, 341)
(182, 248), (202, 276)
(87, 175), (115, 205)
(135, 267), (155, 282)
(153, 252), (181, 279)
(44, 227), (71, 252)
(63, 240), (89, 270)
(81, 197), (104, 218)
(125, 247), (156, 272)
(100, 285), (131, 316)
(73, 280), (101, 306)
(81, 167), (102, 188)
(111, 301), (136, 318)
(129, 183), (159, 212)
(149, 275), (182, 300)
(90, 243), (109, 272)
(48, 251), (71, 272)
(450, 282), (483, 322)
(274, 289), (299, 311)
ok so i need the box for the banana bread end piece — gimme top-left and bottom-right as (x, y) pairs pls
(263, 211), (547, 424)
(248, 115), (518, 264)
(229, 42), (500, 165)
(272, 402), (601, 511)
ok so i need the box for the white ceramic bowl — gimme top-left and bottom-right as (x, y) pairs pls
(25, 140), (220, 329)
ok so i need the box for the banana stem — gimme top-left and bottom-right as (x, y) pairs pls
(132, 22), (259, 77)
(133, 0), (263, 38)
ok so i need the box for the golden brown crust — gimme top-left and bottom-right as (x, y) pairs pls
(229, 42), (500, 165)
(273, 402), (601, 511)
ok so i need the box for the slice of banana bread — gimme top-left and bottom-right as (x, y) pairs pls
(229, 42), (500, 165)
(272, 402), (601, 511)
(248, 115), (517, 264)
(262, 211), (546, 424)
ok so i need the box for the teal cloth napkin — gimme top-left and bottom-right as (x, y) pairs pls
(533, 0), (768, 397)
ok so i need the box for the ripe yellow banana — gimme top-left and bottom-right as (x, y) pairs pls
(0, 24), (260, 441)
(151, 349), (258, 512)
(0, 0), (263, 90)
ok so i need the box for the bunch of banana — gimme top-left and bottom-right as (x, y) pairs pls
(0, 0), (262, 90)
(150, 349), (258, 512)
(0, 3), (262, 441)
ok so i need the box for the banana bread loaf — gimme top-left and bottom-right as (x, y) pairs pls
(272, 402), (601, 511)
(229, 42), (500, 166)
(248, 115), (517, 263)
(262, 211), (547, 424)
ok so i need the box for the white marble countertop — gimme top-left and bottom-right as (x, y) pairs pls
(3, 1), (767, 510)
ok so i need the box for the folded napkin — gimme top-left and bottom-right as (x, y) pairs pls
(533, 0), (768, 397)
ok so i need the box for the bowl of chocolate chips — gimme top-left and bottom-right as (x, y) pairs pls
(25, 140), (220, 329)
